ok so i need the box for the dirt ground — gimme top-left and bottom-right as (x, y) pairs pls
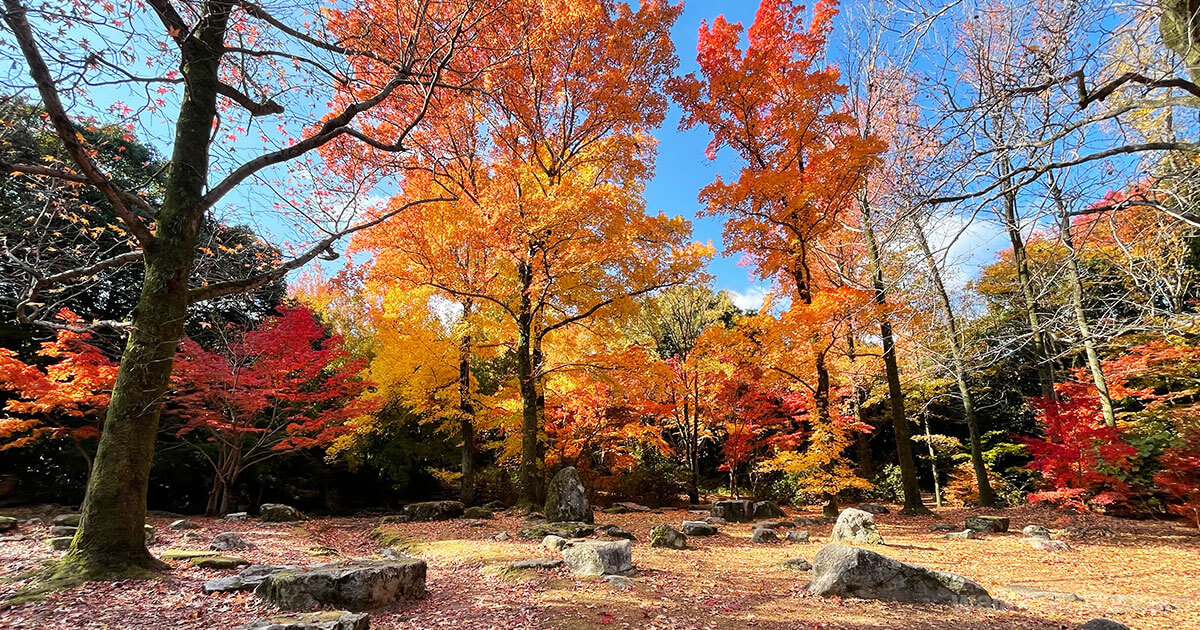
(1, 503), (1196, 629)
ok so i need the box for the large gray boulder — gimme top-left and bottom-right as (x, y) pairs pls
(235, 611), (369, 630)
(810, 544), (992, 607)
(402, 500), (464, 522)
(257, 559), (426, 611)
(212, 531), (253, 551)
(710, 500), (753, 523)
(204, 564), (297, 594)
(649, 525), (687, 549)
(830, 508), (884, 545)
(752, 501), (785, 519)
(561, 540), (633, 576)
(856, 502), (889, 515)
(964, 515), (1009, 533)
(544, 467), (593, 523)
(260, 504), (303, 522)
(750, 527), (778, 543)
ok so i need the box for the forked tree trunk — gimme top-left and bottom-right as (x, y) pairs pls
(860, 196), (929, 515)
(912, 221), (995, 506)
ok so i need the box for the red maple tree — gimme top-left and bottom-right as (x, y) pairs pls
(169, 305), (375, 515)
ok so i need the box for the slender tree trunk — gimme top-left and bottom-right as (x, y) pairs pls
(860, 196), (929, 515)
(205, 475), (223, 518)
(48, 3), (229, 577)
(922, 415), (941, 508)
(458, 312), (477, 504)
(1001, 157), (1056, 399)
(1051, 178), (1117, 427)
(912, 222), (995, 506)
(845, 333), (873, 480)
(516, 261), (540, 507)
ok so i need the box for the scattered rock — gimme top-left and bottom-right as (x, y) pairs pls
(649, 525), (687, 549)
(519, 521), (594, 539)
(603, 575), (635, 588)
(1026, 538), (1071, 551)
(48, 536), (71, 550)
(50, 525), (77, 537)
(944, 530), (980, 540)
(257, 559), (427, 611)
(145, 524), (156, 545)
(604, 527), (636, 541)
(1021, 525), (1051, 540)
(482, 500), (507, 511)
(225, 512), (250, 521)
(964, 515), (1009, 533)
(702, 516), (727, 526)
(377, 515), (409, 525)
(402, 500), (464, 522)
(830, 508), (884, 545)
(204, 564), (297, 593)
(509, 558), (563, 570)
(782, 557), (812, 571)
(52, 513), (81, 527)
(809, 544), (992, 606)
(752, 501), (785, 519)
(523, 511), (545, 521)
(856, 502), (889, 515)
(24, 517), (43, 526)
(561, 540), (633, 576)
(162, 549), (219, 560)
(203, 576), (250, 593)
(170, 519), (201, 530)
(795, 517), (830, 526)
(544, 467), (593, 523)
(0, 516), (18, 532)
(750, 527), (778, 543)
(212, 531), (253, 551)
(755, 520), (793, 529)
(785, 529), (809, 543)
(614, 502), (651, 513)
(930, 522), (957, 532)
(261, 504), (303, 522)
(681, 521), (717, 536)
(192, 555), (249, 569)
(463, 506), (493, 519)
(542, 535), (568, 551)
(1078, 620), (1130, 630)
(710, 500), (753, 523)
(1004, 584), (1083, 601)
(464, 519), (487, 527)
(493, 532), (511, 541)
(601, 506), (628, 514)
(234, 611), (370, 630)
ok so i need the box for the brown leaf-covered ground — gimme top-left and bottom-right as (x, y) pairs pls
(1, 503), (1196, 629)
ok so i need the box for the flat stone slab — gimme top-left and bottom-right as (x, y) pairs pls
(52, 514), (81, 527)
(965, 516), (1009, 533)
(401, 501), (464, 522)
(163, 549), (219, 560)
(810, 544), (993, 607)
(782, 557), (812, 571)
(234, 611), (369, 630)
(204, 564), (297, 593)
(192, 555), (249, 569)
(519, 521), (594, 539)
(1004, 584), (1083, 601)
(681, 521), (717, 536)
(509, 558), (563, 570)
(257, 559), (427, 611)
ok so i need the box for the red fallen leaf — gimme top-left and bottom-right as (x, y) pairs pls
(599, 613), (614, 624)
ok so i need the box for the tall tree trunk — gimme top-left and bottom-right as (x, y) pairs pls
(516, 261), (540, 507)
(458, 311), (477, 504)
(49, 3), (229, 577)
(912, 221), (995, 506)
(1001, 157), (1056, 400)
(860, 196), (929, 515)
(922, 415), (941, 509)
(1051, 177), (1117, 427)
(845, 332), (873, 480)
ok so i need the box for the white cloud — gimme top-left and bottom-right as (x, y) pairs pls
(726, 285), (771, 311)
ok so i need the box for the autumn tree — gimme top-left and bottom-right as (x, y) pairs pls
(169, 305), (372, 516)
(0, 0), (504, 580)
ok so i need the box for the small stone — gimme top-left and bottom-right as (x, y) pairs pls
(681, 521), (717, 536)
(378, 515), (409, 525)
(258, 559), (427, 611)
(830, 508), (884, 545)
(212, 531), (253, 551)
(755, 520), (793, 529)
(782, 557), (812, 571)
(24, 517), (44, 526)
(464, 519), (487, 527)
(1004, 584), (1083, 601)
(170, 519), (201, 530)
(203, 576), (249, 593)
(785, 529), (809, 542)
(601, 506), (628, 514)
(604, 527), (636, 541)
(483, 500), (507, 511)
(234, 611), (370, 630)
(162, 549), (219, 560)
(603, 575), (635, 588)
(260, 504), (303, 522)
(856, 502), (889, 515)
(750, 527), (778, 543)
(614, 502), (651, 513)
(1021, 525), (1051, 540)
(463, 506), (493, 519)
(964, 515), (1009, 533)
(519, 521), (594, 539)
(509, 558), (562, 570)
(649, 524), (687, 549)
(402, 500), (464, 522)
(542, 535), (568, 551)
(930, 522), (957, 532)
(794, 517), (829, 526)
(52, 513), (81, 527)
(48, 536), (72, 550)
(191, 555), (248, 569)
(1026, 538), (1071, 551)
(561, 540), (633, 576)
(944, 530), (980, 540)
(0, 516), (18, 532)
(50, 525), (77, 537)
(702, 516), (727, 526)
(493, 532), (511, 541)
(224, 512), (249, 521)
(1078, 619), (1130, 630)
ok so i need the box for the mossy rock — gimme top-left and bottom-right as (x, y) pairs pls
(48, 537), (72, 550)
(235, 610), (368, 630)
(162, 549), (220, 560)
(191, 555), (249, 569)
(0, 516), (18, 532)
(52, 514), (81, 527)
(463, 506), (493, 519)
(519, 521), (594, 539)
